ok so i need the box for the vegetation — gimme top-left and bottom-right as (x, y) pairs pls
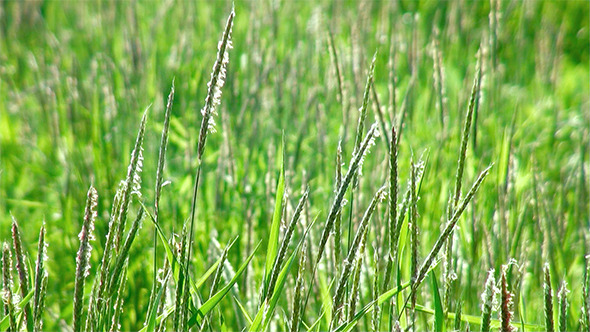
(0, 1), (588, 331)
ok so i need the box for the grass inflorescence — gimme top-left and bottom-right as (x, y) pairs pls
(0, 2), (588, 332)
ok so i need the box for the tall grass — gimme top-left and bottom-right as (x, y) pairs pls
(0, 1), (588, 332)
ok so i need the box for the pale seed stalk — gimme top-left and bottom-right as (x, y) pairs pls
(371, 250), (381, 332)
(414, 165), (491, 291)
(352, 53), (377, 173)
(445, 55), (482, 314)
(557, 280), (569, 332)
(308, 124), (380, 299)
(372, 81), (390, 150)
(88, 181), (124, 328)
(115, 109), (148, 251)
(73, 186), (98, 332)
(150, 80), (175, 318)
(481, 269), (496, 332)
(185, 12), (234, 326)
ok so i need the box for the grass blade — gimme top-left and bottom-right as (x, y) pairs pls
(431, 273), (444, 332)
(188, 241), (260, 328)
(263, 145), (285, 300)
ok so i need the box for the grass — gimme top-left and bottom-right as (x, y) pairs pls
(0, 1), (589, 331)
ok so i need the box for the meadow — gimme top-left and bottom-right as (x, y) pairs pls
(0, 1), (589, 331)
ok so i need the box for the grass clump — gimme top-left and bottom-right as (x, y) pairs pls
(0, 2), (588, 331)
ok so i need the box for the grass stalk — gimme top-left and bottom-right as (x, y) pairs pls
(348, 225), (369, 323)
(331, 186), (386, 330)
(289, 242), (306, 332)
(32, 224), (47, 332)
(481, 269), (496, 332)
(544, 263), (555, 332)
(73, 186), (98, 332)
(500, 265), (514, 332)
(303, 124), (379, 316)
(11, 216), (33, 332)
(149, 80), (175, 320)
(267, 188), (309, 301)
(109, 207), (144, 296)
(454, 301), (462, 331)
(334, 141), (343, 271)
(115, 108), (148, 251)
(444, 54), (482, 313)
(414, 165), (491, 292)
(371, 250), (380, 332)
(409, 160), (419, 331)
(173, 225), (188, 332)
(2, 243), (17, 332)
(352, 52), (377, 169)
(184, 11), (234, 326)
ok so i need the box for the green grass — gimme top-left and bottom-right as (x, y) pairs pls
(0, 1), (588, 331)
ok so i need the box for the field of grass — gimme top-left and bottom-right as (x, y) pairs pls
(0, 1), (589, 331)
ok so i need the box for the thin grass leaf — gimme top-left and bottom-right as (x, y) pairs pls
(252, 214), (318, 332)
(261, 246), (300, 331)
(267, 188), (308, 300)
(333, 281), (412, 332)
(188, 241), (260, 328)
(144, 269), (171, 332)
(431, 273), (444, 332)
(234, 295), (253, 325)
(333, 141), (343, 271)
(0, 288), (35, 332)
(263, 146), (285, 300)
